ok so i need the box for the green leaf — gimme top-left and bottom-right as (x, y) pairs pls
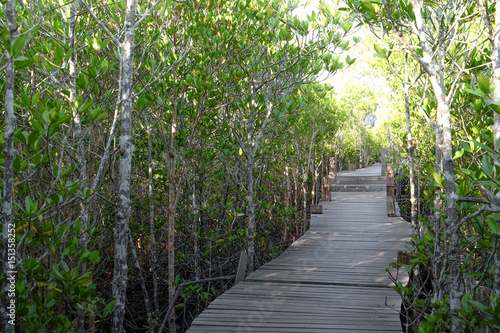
(45, 297), (56, 307)
(32, 92), (40, 106)
(100, 301), (115, 318)
(464, 88), (485, 98)
(20, 91), (30, 107)
(92, 37), (101, 51)
(89, 251), (100, 263)
(15, 130), (29, 145)
(469, 300), (488, 313)
(464, 272), (482, 279)
(487, 218), (500, 234)
(11, 33), (31, 57)
(36, 280), (48, 287)
(75, 272), (93, 287)
(1, 27), (12, 53)
(471, 139), (494, 153)
(66, 182), (81, 197)
(482, 154), (493, 177)
(239, 147), (243, 156)
(374, 44), (387, 58)
(478, 74), (491, 95)
(453, 149), (464, 160)
(485, 99), (500, 114)
(432, 172), (443, 186)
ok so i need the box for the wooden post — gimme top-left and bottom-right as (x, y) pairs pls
(387, 163), (396, 217)
(235, 251), (248, 284)
(348, 163), (356, 171)
(321, 176), (330, 201)
(328, 157), (336, 185)
(381, 147), (388, 176)
(309, 205), (323, 214)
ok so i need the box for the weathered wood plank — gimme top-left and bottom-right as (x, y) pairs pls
(186, 164), (410, 332)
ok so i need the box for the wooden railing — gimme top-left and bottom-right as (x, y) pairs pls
(382, 147), (396, 217)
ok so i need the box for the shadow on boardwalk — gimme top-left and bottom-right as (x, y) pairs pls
(187, 164), (411, 332)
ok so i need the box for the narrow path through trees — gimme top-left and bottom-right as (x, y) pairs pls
(187, 164), (410, 332)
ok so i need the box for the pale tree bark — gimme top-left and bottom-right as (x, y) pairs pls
(167, 92), (179, 333)
(147, 120), (160, 326)
(407, 1), (461, 329)
(246, 152), (256, 272)
(298, 130), (319, 233)
(191, 165), (200, 281)
(112, 0), (137, 332)
(1, 1), (18, 332)
(404, 54), (419, 239)
(243, 90), (275, 273)
(245, 88), (258, 273)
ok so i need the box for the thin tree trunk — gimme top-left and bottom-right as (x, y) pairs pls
(147, 122), (160, 326)
(311, 151), (316, 205)
(167, 92), (179, 333)
(284, 166), (290, 241)
(302, 130), (318, 233)
(285, 166), (291, 209)
(409, 3), (460, 327)
(1, 1), (18, 332)
(112, 0), (137, 331)
(432, 126), (445, 301)
(292, 167), (300, 235)
(302, 179), (307, 234)
(192, 165), (200, 281)
(430, 50), (461, 333)
(404, 54), (419, 239)
(246, 154), (256, 273)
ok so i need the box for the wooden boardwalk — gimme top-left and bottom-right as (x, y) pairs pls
(187, 164), (411, 332)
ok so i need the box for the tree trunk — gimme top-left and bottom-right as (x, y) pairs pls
(192, 164), (200, 281)
(409, 2), (460, 328)
(167, 92), (179, 333)
(432, 126), (445, 301)
(1, 1), (18, 332)
(285, 166), (291, 209)
(246, 154), (256, 273)
(302, 180), (307, 233)
(112, 1), (137, 331)
(404, 54), (419, 239)
(311, 151), (316, 205)
(147, 122), (160, 325)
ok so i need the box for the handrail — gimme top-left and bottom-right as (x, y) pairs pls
(386, 163), (396, 217)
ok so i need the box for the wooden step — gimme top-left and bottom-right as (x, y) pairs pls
(334, 176), (386, 184)
(331, 184), (386, 192)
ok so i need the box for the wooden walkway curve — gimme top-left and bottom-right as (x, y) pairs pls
(187, 164), (411, 332)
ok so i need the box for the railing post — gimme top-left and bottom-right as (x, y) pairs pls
(321, 176), (330, 201)
(235, 251), (248, 284)
(322, 157), (336, 201)
(329, 157), (336, 184)
(381, 147), (388, 176)
(386, 163), (396, 217)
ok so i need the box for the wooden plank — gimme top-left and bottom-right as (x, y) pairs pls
(187, 164), (410, 332)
